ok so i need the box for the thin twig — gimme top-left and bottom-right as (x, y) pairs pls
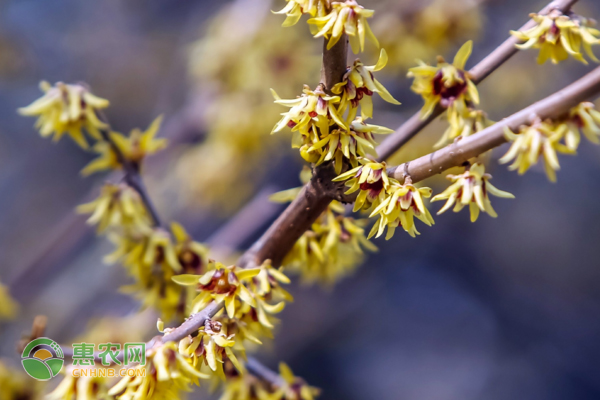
(375, 0), (579, 160)
(387, 66), (600, 183)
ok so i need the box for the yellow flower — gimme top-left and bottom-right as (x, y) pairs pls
(272, 84), (347, 138)
(273, 0), (328, 27)
(333, 158), (390, 212)
(369, 181), (435, 239)
(18, 81), (109, 149)
(307, 0), (378, 53)
(271, 363), (321, 400)
(283, 202), (376, 285)
(332, 49), (400, 121)
(0, 282), (18, 320)
(76, 183), (151, 234)
(407, 41), (479, 119)
(435, 107), (493, 149)
(562, 101), (600, 150)
(308, 118), (393, 173)
(171, 222), (210, 274)
(47, 367), (108, 400)
(218, 375), (272, 400)
(179, 319), (243, 378)
(81, 116), (166, 176)
(172, 261), (260, 318)
(511, 10), (600, 64)
(499, 120), (574, 182)
(432, 163), (515, 222)
(109, 342), (209, 400)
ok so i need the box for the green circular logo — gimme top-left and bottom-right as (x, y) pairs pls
(21, 337), (64, 380)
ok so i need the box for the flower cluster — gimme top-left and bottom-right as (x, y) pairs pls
(432, 163), (514, 222)
(307, 0), (377, 53)
(218, 363), (320, 400)
(333, 159), (435, 239)
(0, 359), (43, 400)
(18, 81), (109, 149)
(48, 367), (109, 400)
(500, 102), (600, 182)
(82, 116), (167, 176)
(332, 49), (401, 121)
(511, 9), (600, 64)
(436, 107), (494, 149)
(368, 179), (435, 239)
(109, 342), (209, 400)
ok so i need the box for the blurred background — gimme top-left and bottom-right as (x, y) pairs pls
(1, 0), (600, 399)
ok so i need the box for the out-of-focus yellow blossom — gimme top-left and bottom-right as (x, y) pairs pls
(218, 374), (272, 400)
(81, 116), (166, 176)
(19, 81), (109, 149)
(47, 367), (108, 400)
(499, 120), (574, 182)
(113, 229), (184, 320)
(0, 359), (43, 400)
(333, 158), (390, 212)
(308, 118), (393, 173)
(332, 49), (400, 121)
(77, 183), (151, 234)
(511, 10), (600, 65)
(171, 222), (209, 274)
(172, 261), (260, 317)
(109, 342), (209, 400)
(432, 163), (514, 222)
(270, 363), (321, 400)
(307, 0), (377, 53)
(435, 107), (493, 149)
(0, 282), (18, 320)
(283, 202), (376, 285)
(272, 84), (347, 137)
(179, 319), (243, 378)
(561, 102), (600, 150)
(372, 0), (484, 70)
(369, 181), (435, 239)
(407, 41), (479, 119)
(274, 0), (328, 27)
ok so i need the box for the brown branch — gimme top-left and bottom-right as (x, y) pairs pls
(375, 0), (580, 160)
(387, 66), (600, 183)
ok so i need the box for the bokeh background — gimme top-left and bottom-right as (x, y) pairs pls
(2, 0), (600, 399)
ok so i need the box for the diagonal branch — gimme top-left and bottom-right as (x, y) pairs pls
(387, 66), (600, 183)
(375, 0), (579, 160)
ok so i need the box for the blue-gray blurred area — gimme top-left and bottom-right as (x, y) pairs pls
(1, 0), (600, 399)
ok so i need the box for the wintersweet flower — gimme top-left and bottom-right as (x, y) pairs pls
(435, 107), (493, 148)
(179, 319), (243, 377)
(270, 363), (321, 400)
(76, 183), (151, 234)
(271, 84), (347, 138)
(308, 118), (393, 173)
(273, 0), (328, 27)
(171, 222), (210, 274)
(172, 261), (260, 317)
(81, 116), (166, 175)
(47, 367), (108, 400)
(499, 120), (574, 182)
(307, 0), (378, 53)
(432, 163), (515, 222)
(563, 102), (600, 149)
(109, 342), (209, 400)
(19, 81), (109, 149)
(333, 158), (390, 212)
(369, 181), (435, 239)
(407, 41), (479, 119)
(511, 10), (600, 64)
(332, 49), (400, 121)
